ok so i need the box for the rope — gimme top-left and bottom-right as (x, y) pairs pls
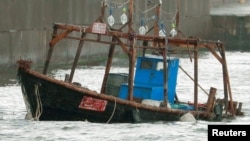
(106, 96), (117, 123)
(141, 4), (158, 14)
(108, 0), (129, 9)
(179, 65), (209, 96)
(21, 84), (33, 120)
(34, 84), (43, 121)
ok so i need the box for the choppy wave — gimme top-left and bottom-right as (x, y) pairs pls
(1, 51), (250, 141)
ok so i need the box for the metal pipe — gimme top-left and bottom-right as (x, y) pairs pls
(220, 44), (235, 116)
(68, 33), (86, 83)
(43, 26), (58, 75)
(194, 46), (198, 110)
(128, 36), (136, 101)
(100, 36), (116, 93)
(179, 65), (209, 96)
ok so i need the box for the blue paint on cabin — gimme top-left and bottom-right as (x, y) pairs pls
(119, 55), (179, 103)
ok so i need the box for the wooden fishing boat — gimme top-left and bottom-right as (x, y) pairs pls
(16, 0), (244, 123)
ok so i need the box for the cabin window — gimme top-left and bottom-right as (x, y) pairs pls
(156, 61), (167, 71)
(140, 60), (153, 70)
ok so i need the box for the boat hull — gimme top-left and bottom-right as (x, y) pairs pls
(17, 65), (231, 123)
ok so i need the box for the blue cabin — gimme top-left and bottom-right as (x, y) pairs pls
(119, 55), (179, 103)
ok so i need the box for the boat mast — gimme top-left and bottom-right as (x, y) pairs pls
(154, 1), (161, 38)
(156, 1), (169, 106)
(100, 1), (115, 94)
(127, 0), (135, 101)
(99, 0), (136, 101)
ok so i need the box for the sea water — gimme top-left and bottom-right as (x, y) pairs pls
(0, 51), (249, 141)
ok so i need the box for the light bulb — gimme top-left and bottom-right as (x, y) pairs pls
(159, 29), (166, 37)
(170, 28), (177, 37)
(120, 13), (127, 25)
(159, 0), (162, 4)
(108, 15), (115, 26)
(139, 26), (146, 35)
(159, 23), (166, 37)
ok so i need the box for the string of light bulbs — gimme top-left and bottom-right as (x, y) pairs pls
(105, 0), (178, 37)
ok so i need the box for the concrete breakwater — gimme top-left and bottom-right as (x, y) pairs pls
(0, 0), (248, 66)
(210, 1), (250, 51)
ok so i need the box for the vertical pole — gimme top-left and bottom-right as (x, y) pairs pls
(176, 0), (180, 33)
(220, 44), (235, 116)
(100, 37), (116, 93)
(128, 0), (134, 32)
(154, 4), (160, 37)
(163, 48), (168, 106)
(194, 45), (198, 110)
(206, 87), (217, 113)
(43, 26), (58, 74)
(128, 37), (136, 101)
(99, 0), (107, 22)
(220, 44), (228, 112)
(127, 0), (135, 101)
(68, 33), (86, 83)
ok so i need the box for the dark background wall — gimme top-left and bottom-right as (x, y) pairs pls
(210, 0), (250, 50)
(0, 0), (102, 66)
(0, 0), (236, 66)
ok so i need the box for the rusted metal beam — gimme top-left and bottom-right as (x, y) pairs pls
(128, 0), (134, 32)
(206, 87), (217, 113)
(186, 40), (193, 62)
(55, 23), (91, 33)
(43, 27), (73, 74)
(100, 36), (116, 94)
(98, 0), (106, 23)
(154, 4), (161, 37)
(50, 29), (73, 47)
(194, 45), (198, 110)
(68, 33), (86, 83)
(66, 36), (121, 46)
(176, 0), (180, 34)
(113, 34), (130, 55)
(128, 34), (136, 101)
(220, 44), (234, 116)
(162, 47), (168, 106)
(53, 23), (205, 48)
(64, 35), (196, 55)
(43, 27), (58, 74)
(205, 44), (223, 64)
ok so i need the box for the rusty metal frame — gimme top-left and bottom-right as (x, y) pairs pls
(39, 0), (235, 116)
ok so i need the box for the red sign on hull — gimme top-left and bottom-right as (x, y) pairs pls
(79, 96), (108, 112)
